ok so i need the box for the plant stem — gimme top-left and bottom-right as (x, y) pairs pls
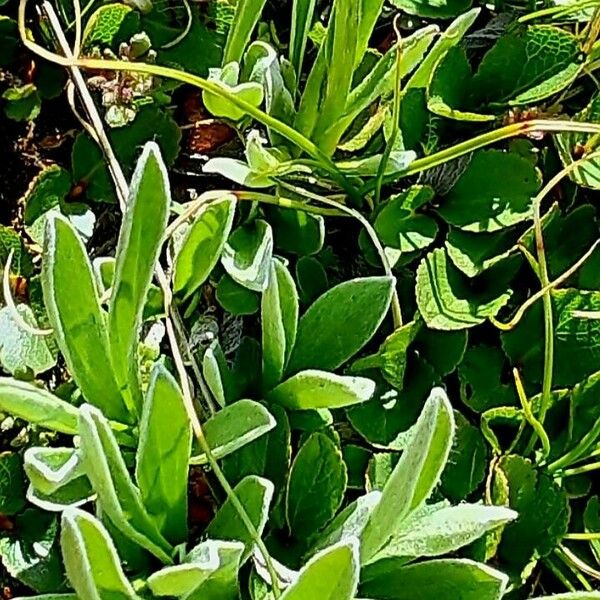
(373, 16), (402, 207)
(360, 120), (600, 193)
(563, 461), (600, 477)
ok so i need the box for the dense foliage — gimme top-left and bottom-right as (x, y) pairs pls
(2, 0), (600, 598)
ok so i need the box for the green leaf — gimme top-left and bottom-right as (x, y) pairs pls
(296, 256), (328, 304)
(190, 400), (276, 465)
(494, 455), (570, 574)
(2, 84), (41, 121)
(173, 195), (236, 300)
(0, 378), (78, 435)
(375, 186), (438, 253)
(360, 388), (454, 563)
(78, 404), (173, 562)
(0, 509), (63, 593)
(222, 403), (291, 493)
(135, 363), (192, 545)
(24, 447), (86, 496)
(371, 503), (516, 561)
(222, 220), (273, 292)
(0, 305), (55, 376)
(360, 558), (509, 600)
(458, 345), (518, 412)
(289, 0), (317, 79)
(267, 207), (324, 256)
(584, 496), (600, 563)
(416, 248), (512, 330)
(206, 475), (273, 561)
(0, 224), (33, 276)
(216, 273), (260, 315)
(61, 508), (139, 599)
(287, 276), (395, 373)
(502, 289), (600, 387)
(286, 432), (347, 537)
(312, 0), (360, 155)
(222, 0), (267, 64)
(147, 539), (244, 597)
(268, 370), (375, 410)
(281, 540), (359, 600)
(108, 142), (170, 417)
(438, 150), (540, 233)
(406, 9), (479, 88)
(440, 412), (487, 502)
(446, 228), (518, 278)
(0, 452), (26, 515)
(531, 594), (600, 599)
(42, 215), (129, 422)
(262, 259), (299, 390)
(473, 25), (581, 106)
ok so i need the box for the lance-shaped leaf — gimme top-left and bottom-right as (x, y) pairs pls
(190, 400), (276, 465)
(268, 370), (375, 410)
(281, 540), (359, 600)
(360, 388), (455, 563)
(135, 363), (192, 545)
(173, 195), (236, 300)
(78, 404), (173, 563)
(262, 259), (299, 390)
(0, 378), (78, 434)
(108, 142), (170, 416)
(206, 475), (273, 561)
(222, 0), (267, 64)
(147, 539), (244, 597)
(60, 508), (139, 599)
(42, 215), (129, 423)
(360, 558), (509, 600)
(370, 503), (516, 562)
(287, 276), (395, 373)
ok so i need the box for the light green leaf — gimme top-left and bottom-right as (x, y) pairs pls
(23, 447), (85, 496)
(375, 186), (438, 253)
(61, 508), (139, 599)
(262, 259), (299, 390)
(360, 558), (509, 600)
(222, 0), (267, 64)
(360, 388), (455, 563)
(42, 215), (129, 423)
(0, 378), (78, 434)
(108, 142), (170, 417)
(280, 540), (359, 600)
(206, 475), (273, 561)
(0, 305), (55, 375)
(336, 150), (416, 177)
(268, 370), (375, 410)
(173, 195), (236, 300)
(203, 157), (274, 188)
(286, 432), (347, 537)
(78, 404), (173, 563)
(147, 539), (244, 597)
(438, 150), (540, 233)
(416, 248), (512, 330)
(204, 63), (264, 121)
(287, 276), (395, 373)
(289, 0), (317, 79)
(190, 400), (276, 465)
(135, 363), (191, 545)
(222, 220), (273, 292)
(372, 503), (516, 561)
(406, 9), (479, 89)
(312, 0), (359, 155)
